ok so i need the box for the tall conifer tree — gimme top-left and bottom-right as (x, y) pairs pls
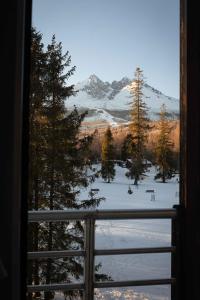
(154, 104), (175, 183)
(121, 133), (135, 162)
(28, 28), (47, 300)
(101, 127), (115, 183)
(127, 68), (149, 185)
(28, 31), (106, 300)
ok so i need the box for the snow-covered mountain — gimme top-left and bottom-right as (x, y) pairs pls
(65, 74), (179, 126)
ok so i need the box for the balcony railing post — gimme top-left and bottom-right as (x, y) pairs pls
(84, 218), (95, 300)
(171, 205), (180, 300)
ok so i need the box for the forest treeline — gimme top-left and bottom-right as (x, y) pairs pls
(88, 120), (179, 166)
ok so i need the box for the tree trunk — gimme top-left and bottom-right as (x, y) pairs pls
(27, 225), (34, 300)
(33, 178), (40, 299)
(44, 222), (53, 300)
(44, 164), (54, 300)
(28, 177), (41, 300)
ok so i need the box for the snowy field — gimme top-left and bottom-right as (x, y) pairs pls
(54, 164), (179, 300)
(80, 164), (179, 300)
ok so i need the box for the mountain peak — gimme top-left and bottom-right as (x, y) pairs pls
(67, 75), (179, 123)
(121, 76), (131, 82)
(88, 74), (101, 83)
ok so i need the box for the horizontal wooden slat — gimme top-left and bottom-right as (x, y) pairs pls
(94, 278), (176, 288)
(95, 246), (176, 256)
(27, 250), (85, 259)
(27, 282), (84, 292)
(28, 208), (176, 222)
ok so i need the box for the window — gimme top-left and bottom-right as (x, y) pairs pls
(1, 1), (200, 300)
(27, 1), (180, 299)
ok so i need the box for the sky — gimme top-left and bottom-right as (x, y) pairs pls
(32, 0), (179, 98)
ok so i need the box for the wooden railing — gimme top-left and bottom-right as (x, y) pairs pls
(27, 207), (179, 300)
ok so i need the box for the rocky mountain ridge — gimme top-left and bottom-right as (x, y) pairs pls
(65, 74), (179, 126)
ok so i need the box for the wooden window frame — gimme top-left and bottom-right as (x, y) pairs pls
(179, 1), (200, 299)
(0, 1), (32, 299)
(1, 1), (200, 299)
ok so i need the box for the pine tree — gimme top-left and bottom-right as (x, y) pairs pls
(101, 127), (115, 183)
(127, 67), (149, 185)
(121, 133), (135, 161)
(154, 104), (175, 183)
(28, 28), (47, 300)
(28, 31), (106, 300)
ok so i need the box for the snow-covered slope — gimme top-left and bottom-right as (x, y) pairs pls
(65, 75), (179, 125)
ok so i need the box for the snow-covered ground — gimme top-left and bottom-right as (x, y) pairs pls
(80, 164), (179, 300)
(83, 109), (124, 126)
(54, 164), (179, 300)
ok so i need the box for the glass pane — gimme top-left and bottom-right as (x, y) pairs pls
(95, 253), (171, 281)
(95, 219), (171, 249)
(29, 0), (180, 299)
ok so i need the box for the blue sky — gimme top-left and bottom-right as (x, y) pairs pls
(32, 0), (179, 98)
